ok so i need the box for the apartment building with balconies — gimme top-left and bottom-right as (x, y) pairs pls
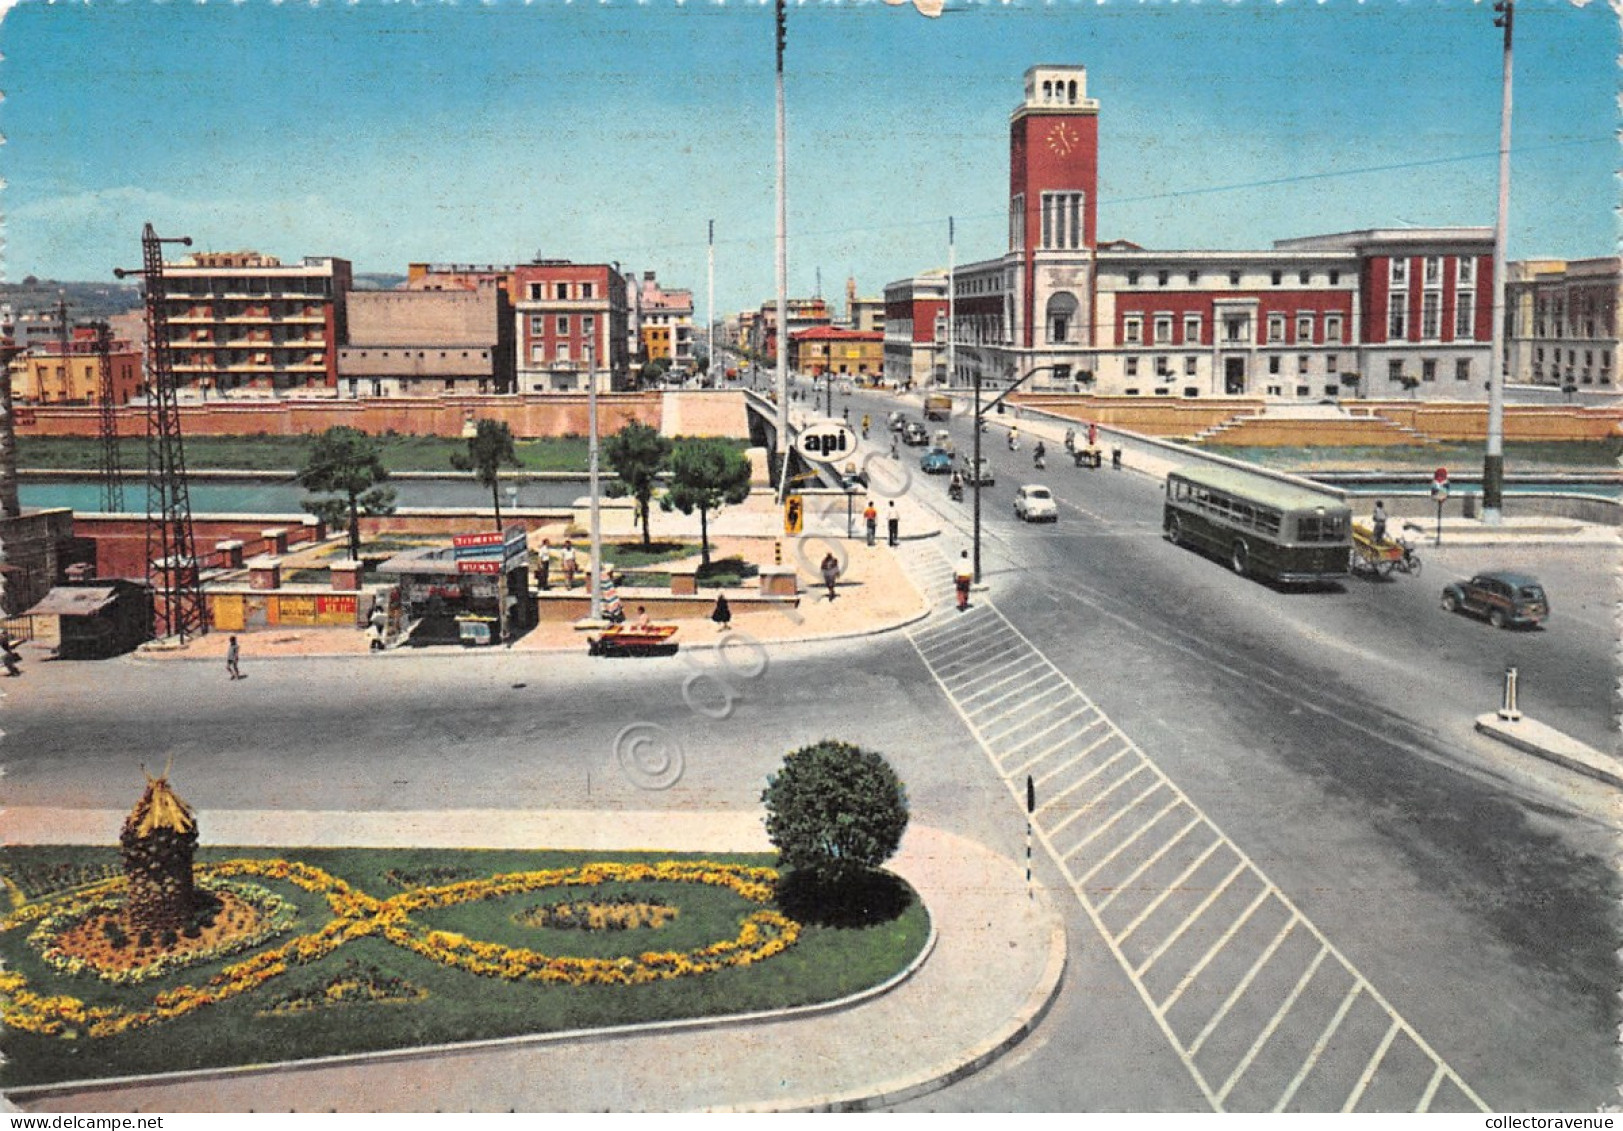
(161, 251), (351, 395)
(512, 260), (630, 392)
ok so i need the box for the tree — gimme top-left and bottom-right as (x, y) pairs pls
(603, 421), (673, 548)
(1563, 382), (1579, 403)
(451, 419), (521, 529)
(1398, 374), (1421, 400)
(640, 357), (671, 388)
(1339, 372), (1361, 400)
(694, 351), (711, 376)
(298, 427), (397, 561)
(762, 740), (909, 887)
(659, 438), (751, 567)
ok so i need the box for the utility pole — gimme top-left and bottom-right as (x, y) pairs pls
(707, 220), (715, 387)
(947, 216), (956, 388)
(587, 341), (602, 622)
(117, 224), (205, 643)
(774, 0), (790, 500)
(95, 321), (125, 513)
(1484, 0), (1514, 525)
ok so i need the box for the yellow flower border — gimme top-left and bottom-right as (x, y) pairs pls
(1, 858), (798, 1040)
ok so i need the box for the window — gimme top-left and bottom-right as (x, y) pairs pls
(1266, 384), (1282, 396)
(1125, 357), (1139, 377)
(1225, 316), (1247, 343)
(1388, 360), (1404, 382)
(583, 315), (595, 335)
(1299, 270), (1311, 285)
(1041, 191), (1086, 249)
(1185, 356), (1198, 376)
(1271, 270), (1283, 286)
(1268, 356), (1281, 375)
(528, 284), (543, 301)
(1421, 293), (1440, 339)
(1388, 293), (1407, 339)
(581, 283), (594, 299)
(557, 344), (570, 363)
(1124, 388), (1140, 396)
(1009, 194), (1025, 250)
(1268, 313), (1285, 343)
(1391, 259), (1408, 286)
(1329, 270), (1341, 286)
(557, 316), (570, 334)
(1458, 257), (1475, 286)
(1455, 294), (1473, 339)
(1422, 359), (1437, 382)
(1123, 316), (1143, 345)
(1154, 316), (1172, 344)
(1296, 385), (1310, 397)
(1229, 270), (1241, 286)
(1157, 270), (1169, 287)
(1296, 313), (1313, 343)
(1184, 386), (1200, 397)
(1188, 271), (1199, 285)
(1455, 358), (1471, 382)
(1155, 356), (1171, 377)
(1327, 354), (1339, 373)
(1325, 314), (1343, 344)
(1298, 354), (1309, 374)
(555, 283), (569, 300)
(530, 344), (546, 364)
(529, 315), (546, 335)
(1127, 270), (1140, 286)
(1183, 314), (1201, 343)
(1424, 257), (1441, 286)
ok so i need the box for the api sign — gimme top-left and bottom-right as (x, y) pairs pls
(795, 422), (858, 463)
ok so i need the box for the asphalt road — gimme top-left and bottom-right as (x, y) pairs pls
(4, 380), (1617, 1110)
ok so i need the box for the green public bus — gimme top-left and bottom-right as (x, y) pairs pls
(1163, 465), (1352, 583)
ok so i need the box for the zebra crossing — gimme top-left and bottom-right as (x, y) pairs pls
(903, 546), (1488, 1113)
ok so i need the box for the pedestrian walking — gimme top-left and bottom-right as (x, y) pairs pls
(226, 635), (242, 680)
(1371, 500), (1388, 544)
(536, 538), (553, 591)
(0, 632), (19, 678)
(863, 500), (878, 546)
(561, 539), (579, 589)
(887, 502), (900, 547)
(954, 550), (974, 612)
(820, 552), (840, 601)
(711, 592), (733, 631)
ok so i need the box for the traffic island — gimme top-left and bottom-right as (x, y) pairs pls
(1474, 714), (1623, 789)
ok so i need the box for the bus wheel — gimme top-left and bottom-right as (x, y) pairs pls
(1166, 516), (1183, 544)
(1230, 541), (1249, 576)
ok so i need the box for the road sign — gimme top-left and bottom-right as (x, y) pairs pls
(457, 559), (503, 575)
(1434, 467), (1449, 486)
(453, 531), (505, 550)
(784, 494), (803, 535)
(794, 422), (858, 463)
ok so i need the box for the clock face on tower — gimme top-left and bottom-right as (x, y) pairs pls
(1046, 122), (1077, 156)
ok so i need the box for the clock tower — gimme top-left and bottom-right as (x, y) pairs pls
(1009, 65), (1099, 351)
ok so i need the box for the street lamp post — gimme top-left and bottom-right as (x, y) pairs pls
(1483, 0), (1515, 525)
(586, 342), (602, 622)
(971, 362), (1058, 584)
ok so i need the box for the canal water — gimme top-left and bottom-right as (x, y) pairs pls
(21, 476), (595, 515)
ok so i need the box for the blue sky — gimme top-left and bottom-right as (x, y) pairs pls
(0, 0), (1613, 319)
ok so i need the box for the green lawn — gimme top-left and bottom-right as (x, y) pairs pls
(18, 435), (751, 475)
(0, 845), (928, 1088)
(1197, 439), (1623, 473)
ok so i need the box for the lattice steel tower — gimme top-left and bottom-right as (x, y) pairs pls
(94, 320), (125, 514)
(117, 225), (204, 642)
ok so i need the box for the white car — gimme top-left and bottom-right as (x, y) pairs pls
(1013, 484), (1058, 523)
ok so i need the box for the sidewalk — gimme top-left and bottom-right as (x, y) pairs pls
(5, 816), (1066, 1114)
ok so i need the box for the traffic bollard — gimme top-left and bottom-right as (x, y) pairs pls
(1498, 665), (1522, 722)
(1111, 447), (1122, 470)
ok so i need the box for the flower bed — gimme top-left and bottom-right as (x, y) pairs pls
(0, 847), (929, 1089)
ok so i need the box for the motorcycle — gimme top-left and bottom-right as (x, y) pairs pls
(1033, 444), (1046, 471)
(1007, 433), (1019, 452)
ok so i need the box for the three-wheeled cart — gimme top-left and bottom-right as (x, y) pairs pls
(1351, 522), (1421, 578)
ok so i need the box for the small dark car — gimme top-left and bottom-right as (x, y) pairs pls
(1441, 570), (1549, 629)
(903, 422), (930, 446)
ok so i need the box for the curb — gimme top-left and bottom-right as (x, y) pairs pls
(5, 912), (945, 1109)
(1474, 714), (1623, 789)
(744, 885), (1069, 1113)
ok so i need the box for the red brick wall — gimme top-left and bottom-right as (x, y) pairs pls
(14, 393), (663, 440)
